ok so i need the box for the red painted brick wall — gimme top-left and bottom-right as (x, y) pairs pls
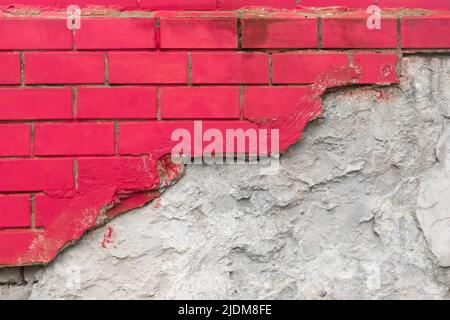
(0, 0), (449, 10)
(0, 1), (449, 266)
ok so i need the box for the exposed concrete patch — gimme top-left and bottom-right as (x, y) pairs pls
(417, 120), (450, 267)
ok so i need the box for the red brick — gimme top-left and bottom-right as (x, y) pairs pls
(0, 230), (43, 266)
(242, 15), (318, 49)
(119, 121), (264, 158)
(76, 157), (160, 191)
(300, 0), (450, 10)
(160, 17), (237, 49)
(34, 156), (159, 227)
(244, 86), (312, 119)
(0, 0), (55, 5)
(34, 195), (67, 228)
(0, 159), (73, 192)
(119, 121), (190, 157)
(0, 195), (30, 228)
(0, 124), (30, 157)
(25, 52), (104, 84)
(34, 123), (115, 156)
(0, 53), (20, 85)
(0, 0), (448, 10)
(75, 18), (156, 49)
(401, 15), (450, 49)
(139, 0), (216, 10)
(160, 87), (240, 119)
(272, 52), (349, 84)
(191, 52), (269, 84)
(322, 14), (398, 48)
(56, 0), (137, 8)
(300, 0), (372, 7)
(0, 18), (72, 50)
(108, 52), (188, 84)
(0, 88), (72, 120)
(352, 52), (399, 84)
(76, 87), (157, 119)
(199, 121), (268, 155)
(220, 0), (297, 9)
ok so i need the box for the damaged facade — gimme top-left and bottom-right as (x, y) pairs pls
(0, 0), (449, 299)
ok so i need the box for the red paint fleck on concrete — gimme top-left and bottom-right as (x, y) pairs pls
(0, 3), (448, 267)
(152, 199), (162, 209)
(101, 226), (114, 249)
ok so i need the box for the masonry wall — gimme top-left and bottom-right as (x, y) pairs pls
(1, 0), (450, 10)
(0, 0), (449, 299)
(2, 55), (450, 299)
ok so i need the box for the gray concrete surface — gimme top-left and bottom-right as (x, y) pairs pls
(1, 55), (449, 300)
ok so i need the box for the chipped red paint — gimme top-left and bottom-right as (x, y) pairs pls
(158, 155), (185, 188)
(101, 226), (114, 248)
(106, 191), (161, 220)
(0, 3), (449, 267)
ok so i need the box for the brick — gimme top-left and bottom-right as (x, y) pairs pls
(75, 18), (156, 49)
(0, 266), (22, 283)
(0, 0), (55, 5)
(0, 124), (30, 157)
(191, 52), (269, 84)
(34, 123), (115, 156)
(0, 88), (72, 120)
(0, 195), (30, 228)
(352, 52), (399, 84)
(160, 16), (237, 48)
(0, 53), (20, 85)
(0, 230), (43, 266)
(0, 159), (73, 192)
(160, 87), (240, 119)
(299, 0), (372, 7)
(300, 0), (450, 10)
(108, 52), (188, 84)
(76, 87), (157, 119)
(119, 121), (265, 158)
(119, 121), (190, 157)
(241, 15), (318, 49)
(401, 15), (450, 49)
(384, 0), (450, 10)
(139, 0), (217, 10)
(322, 14), (398, 48)
(220, 0), (297, 9)
(272, 52), (349, 84)
(25, 52), (104, 84)
(76, 157), (160, 191)
(0, 0), (448, 10)
(34, 195), (67, 228)
(244, 87), (312, 119)
(0, 18), (72, 50)
(199, 121), (268, 155)
(34, 156), (159, 227)
(56, 0), (137, 8)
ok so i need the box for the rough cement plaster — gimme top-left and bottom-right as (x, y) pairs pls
(1, 56), (450, 300)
